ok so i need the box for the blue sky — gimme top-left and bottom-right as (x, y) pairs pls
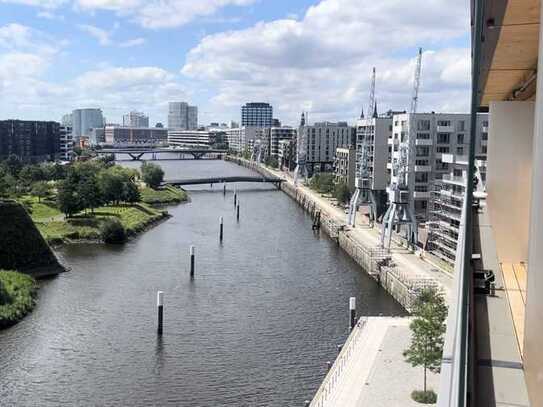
(0, 0), (471, 126)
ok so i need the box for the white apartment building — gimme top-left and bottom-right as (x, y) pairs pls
(334, 147), (356, 190)
(388, 112), (488, 222)
(298, 121), (354, 173)
(168, 129), (212, 148)
(59, 126), (74, 161)
(123, 111), (149, 128)
(278, 138), (295, 170)
(265, 127), (296, 158)
(224, 126), (263, 153)
(356, 116), (391, 212)
(427, 114), (488, 265)
(168, 102), (198, 130)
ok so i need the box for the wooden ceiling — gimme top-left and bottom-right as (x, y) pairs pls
(478, 0), (540, 106)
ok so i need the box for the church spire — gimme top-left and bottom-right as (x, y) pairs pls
(300, 112), (306, 126)
(373, 100), (378, 118)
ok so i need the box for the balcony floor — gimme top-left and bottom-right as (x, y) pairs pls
(500, 263), (527, 355)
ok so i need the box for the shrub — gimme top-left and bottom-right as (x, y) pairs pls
(100, 219), (127, 244)
(0, 279), (11, 305)
(411, 390), (437, 404)
(0, 270), (37, 329)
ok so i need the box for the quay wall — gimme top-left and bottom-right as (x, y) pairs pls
(226, 157), (436, 311)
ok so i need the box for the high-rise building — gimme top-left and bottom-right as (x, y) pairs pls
(61, 113), (73, 127)
(0, 120), (61, 162)
(59, 126), (74, 161)
(387, 113), (487, 222)
(72, 108), (104, 141)
(168, 102), (198, 130)
(356, 115), (392, 213)
(297, 121), (354, 174)
(122, 111), (149, 128)
(241, 103), (273, 127)
(266, 127), (296, 158)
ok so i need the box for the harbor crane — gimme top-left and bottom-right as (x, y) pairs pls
(294, 112), (308, 186)
(347, 67), (378, 227)
(380, 48), (422, 250)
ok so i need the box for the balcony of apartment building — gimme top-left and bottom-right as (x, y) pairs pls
(437, 123), (454, 133)
(438, 1), (537, 405)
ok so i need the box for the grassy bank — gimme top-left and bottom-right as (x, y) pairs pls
(140, 186), (188, 205)
(35, 203), (168, 244)
(0, 270), (38, 329)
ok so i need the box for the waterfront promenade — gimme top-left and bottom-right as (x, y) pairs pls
(310, 317), (439, 407)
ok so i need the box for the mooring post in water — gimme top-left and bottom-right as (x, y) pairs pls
(234, 189), (237, 206)
(219, 216), (224, 242)
(326, 361), (332, 371)
(337, 344), (343, 353)
(304, 401), (310, 407)
(236, 202), (240, 222)
(349, 297), (356, 330)
(223, 183), (226, 196)
(189, 245), (195, 278)
(157, 291), (164, 335)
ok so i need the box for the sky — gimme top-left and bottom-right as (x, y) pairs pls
(0, 0), (472, 127)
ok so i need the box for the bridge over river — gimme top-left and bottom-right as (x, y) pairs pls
(96, 147), (228, 160)
(163, 175), (283, 187)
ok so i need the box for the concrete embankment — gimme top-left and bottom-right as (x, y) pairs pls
(0, 200), (66, 277)
(227, 157), (444, 311)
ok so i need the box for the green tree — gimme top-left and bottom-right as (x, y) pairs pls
(265, 156), (278, 168)
(31, 181), (51, 203)
(19, 165), (46, 186)
(57, 179), (81, 217)
(141, 162), (164, 189)
(403, 288), (448, 401)
(333, 181), (352, 205)
(3, 155), (22, 177)
(77, 177), (102, 213)
(122, 181), (141, 203)
(97, 169), (124, 205)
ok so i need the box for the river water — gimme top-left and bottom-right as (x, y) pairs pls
(0, 159), (405, 406)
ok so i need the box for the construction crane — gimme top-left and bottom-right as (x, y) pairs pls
(347, 67), (378, 227)
(294, 112), (308, 186)
(380, 48), (422, 250)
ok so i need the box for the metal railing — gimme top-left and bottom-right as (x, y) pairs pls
(309, 318), (367, 407)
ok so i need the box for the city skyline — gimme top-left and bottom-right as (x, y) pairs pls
(0, 0), (470, 126)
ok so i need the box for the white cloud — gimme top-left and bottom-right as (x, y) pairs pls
(119, 37), (145, 47)
(36, 10), (65, 20)
(181, 0), (472, 124)
(78, 24), (112, 45)
(78, 23), (145, 48)
(76, 0), (256, 28)
(0, 0), (67, 8)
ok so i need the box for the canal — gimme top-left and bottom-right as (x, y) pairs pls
(0, 159), (406, 406)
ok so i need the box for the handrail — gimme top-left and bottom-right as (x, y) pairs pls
(309, 318), (367, 407)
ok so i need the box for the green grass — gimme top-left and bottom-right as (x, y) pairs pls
(18, 195), (62, 220)
(140, 186), (187, 205)
(0, 270), (37, 329)
(35, 203), (167, 244)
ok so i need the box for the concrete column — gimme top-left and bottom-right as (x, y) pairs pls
(525, 4), (543, 402)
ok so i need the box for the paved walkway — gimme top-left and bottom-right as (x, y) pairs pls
(265, 167), (454, 299)
(311, 317), (439, 407)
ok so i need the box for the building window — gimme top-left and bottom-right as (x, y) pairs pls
(457, 134), (465, 144)
(437, 120), (451, 127)
(457, 146), (464, 155)
(437, 133), (450, 144)
(457, 121), (466, 131)
(417, 120), (430, 131)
